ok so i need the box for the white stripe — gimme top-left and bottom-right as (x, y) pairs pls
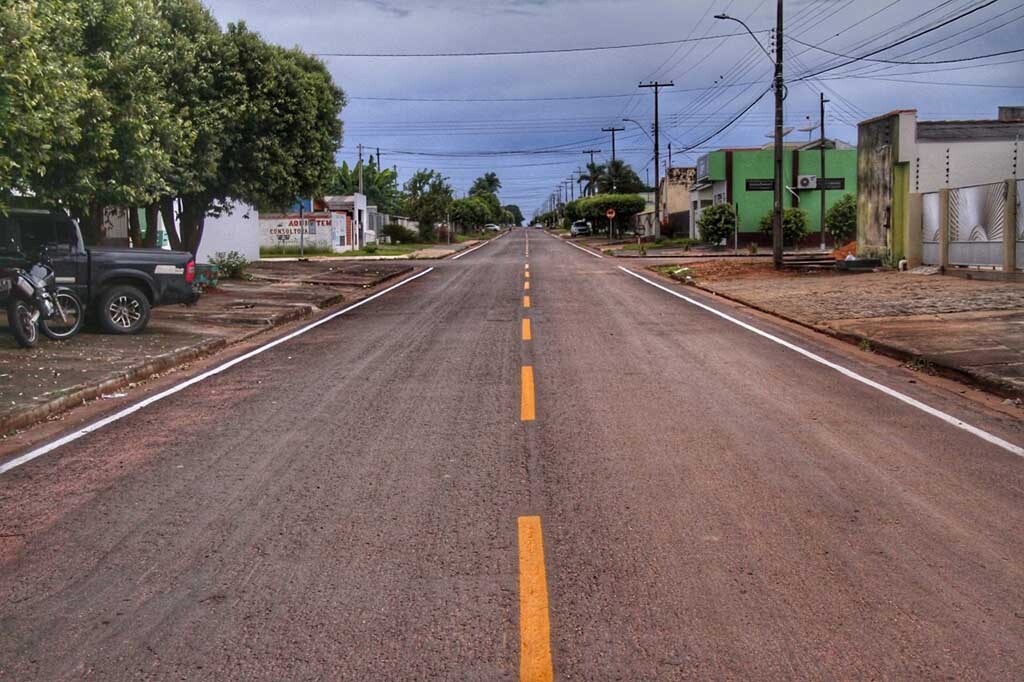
(565, 240), (603, 259)
(0, 268), (435, 475)
(451, 239), (492, 260)
(619, 267), (1024, 458)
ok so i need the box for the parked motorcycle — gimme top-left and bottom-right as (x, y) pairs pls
(1, 260), (84, 348)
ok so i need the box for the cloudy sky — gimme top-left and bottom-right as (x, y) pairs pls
(202, 0), (1024, 216)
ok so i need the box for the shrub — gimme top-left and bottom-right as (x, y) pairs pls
(824, 193), (856, 242)
(382, 223), (418, 243)
(759, 207), (809, 245)
(697, 203), (737, 245)
(362, 243), (378, 254)
(209, 251), (249, 279)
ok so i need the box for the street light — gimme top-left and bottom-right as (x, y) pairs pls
(716, 4), (785, 269)
(713, 13), (773, 63)
(622, 118), (654, 144)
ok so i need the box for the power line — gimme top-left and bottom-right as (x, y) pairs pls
(789, 38), (1024, 65)
(795, 0), (1003, 82)
(312, 31), (768, 58)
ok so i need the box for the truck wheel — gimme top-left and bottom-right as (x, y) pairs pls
(97, 285), (151, 335)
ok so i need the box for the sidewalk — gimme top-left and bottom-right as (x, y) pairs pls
(0, 261), (416, 434)
(653, 260), (1024, 399)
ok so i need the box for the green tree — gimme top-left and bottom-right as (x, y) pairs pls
(470, 172), (501, 197)
(0, 0), (87, 212)
(503, 204), (524, 226)
(328, 157), (401, 214)
(449, 196), (491, 231)
(402, 169), (453, 239)
(824, 192), (856, 243)
(579, 162), (603, 197)
(760, 207), (809, 245)
(697, 203), (737, 244)
(596, 160), (644, 194)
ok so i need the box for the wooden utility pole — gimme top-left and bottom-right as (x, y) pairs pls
(357, 144), (365, 195)
(819, 92), (830, 251)
(640, 81), (673, 238)
(772, 0), (785, 269)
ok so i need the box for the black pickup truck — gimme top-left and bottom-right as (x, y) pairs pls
(0, 208), (199, 334)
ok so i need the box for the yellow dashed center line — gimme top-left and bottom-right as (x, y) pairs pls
(524, 281), (531, 291)
(518, 516), (553, 682)
(520, 366), (535, 421)
(523, 295), (531, 308)
(522, 318), (532, 341)
(525, 271), (530, 279)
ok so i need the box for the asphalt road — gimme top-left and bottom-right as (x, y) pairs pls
(1, 229), (1022, 680)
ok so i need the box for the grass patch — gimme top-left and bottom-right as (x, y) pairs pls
(344, 243), (435, 257)
(620, 237), (700, 252)
(260, 245), (337, 258)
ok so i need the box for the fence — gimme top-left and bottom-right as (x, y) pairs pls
(919, 179), (1021, 271)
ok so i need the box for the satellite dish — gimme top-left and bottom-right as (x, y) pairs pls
(798, 119), (820, 132)
(765, 127), (794, 138)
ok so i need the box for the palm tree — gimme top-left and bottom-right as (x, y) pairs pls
(596, 159), (644, 194)
(470, 171), (502, 196)
(579, 162), (605, 197)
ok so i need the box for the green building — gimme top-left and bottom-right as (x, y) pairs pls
(689, 139), (858, 245)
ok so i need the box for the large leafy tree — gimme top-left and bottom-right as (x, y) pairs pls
(32, 0), (185, 242)
(449, 196), (491, 231)
(579, 162), (603, 197)
(328, 157), (401, 214)
(402, 169), (453, 239)
(503, 204), (524, 226)
(0, 0), (87, 212)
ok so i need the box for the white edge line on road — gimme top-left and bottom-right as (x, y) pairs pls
(619, 266), (1024, 458)
(451, 233), (503, 260)
(565, 239), (603, 259)
(0, 268), (436, 476)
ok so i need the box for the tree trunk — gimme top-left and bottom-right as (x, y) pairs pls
(179, 195), (207, 256)
(76, 203), (105, 246)
(128, 208), (143, 248)
(159, 196), (183, 251)
(143, 204), (160, 248)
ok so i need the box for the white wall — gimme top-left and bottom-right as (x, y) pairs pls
(915, 140), (1019, 192)
(196, 202), (260, 263)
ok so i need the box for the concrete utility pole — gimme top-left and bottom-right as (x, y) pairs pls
(772, 0), (785, 269)
(376, 148), (382, 173)
(640, 81), (673, 237)
(357, 144), (365, 195)
(582, 150), (601, 196)
(820, 92), (830, 251)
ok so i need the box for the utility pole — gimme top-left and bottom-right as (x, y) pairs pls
(602, 126), (625, 163)
(640, 81), (673, 238)
(772, 0), (785, 269)
(357, 144), (365, 195)
(376, 148), (382, 172)
(819, 92), (830, 251)
(668, 142), (672, 169)
(582, 149), (601, 195)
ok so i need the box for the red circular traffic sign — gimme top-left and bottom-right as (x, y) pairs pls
(606, 208), (616, 219)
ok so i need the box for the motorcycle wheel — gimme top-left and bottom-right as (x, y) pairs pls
(40, 290), (84, 341)
(8, 299), (38, 348)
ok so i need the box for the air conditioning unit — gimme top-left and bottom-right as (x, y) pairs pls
(797, 174), (818, 190)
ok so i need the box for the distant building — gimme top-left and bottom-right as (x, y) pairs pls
(689, 140), (857, 245)
(857, 106), (1024, 268)
(659, 167), (695, 237)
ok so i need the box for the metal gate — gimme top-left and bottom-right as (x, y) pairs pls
(922, 180), (1011, 268)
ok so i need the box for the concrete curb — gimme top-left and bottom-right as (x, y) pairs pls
(0, 269), (413, 436)
(648, 267), (1022, 400)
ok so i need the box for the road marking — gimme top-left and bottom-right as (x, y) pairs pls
(525, 264), (529, 271)
(524, 295), (531, 308)
(619, 267), (1024, 458)
(518, 515), (554, 682)
(524, 281), (531, 291)
(521, 366), (536, 421)
(451, 239), (492, 260)
(522, 318), (532, 341)
(525, 271), (530, 279)
(565, 240), (603, 259)
(0, 268), (436, 475)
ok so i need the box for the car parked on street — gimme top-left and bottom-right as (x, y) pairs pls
(0, 208), (199, 334)
(484, 223), (502, 232)
(570, 220), (592, 237)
